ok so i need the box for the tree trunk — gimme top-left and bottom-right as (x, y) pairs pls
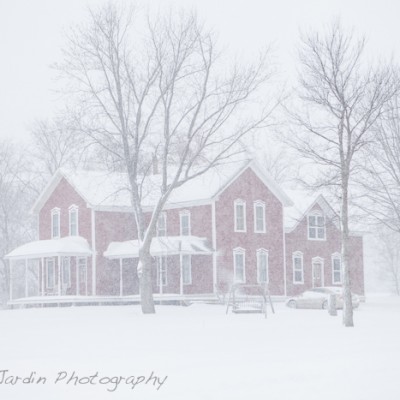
(138, 248), (155, 314)
(341, 176), (354, 327)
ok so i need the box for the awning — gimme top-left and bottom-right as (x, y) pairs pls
(5, 236), (93, 260)
(104, 236), (214, 259)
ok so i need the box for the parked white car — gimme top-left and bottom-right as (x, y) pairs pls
(286, 287), (360, 309)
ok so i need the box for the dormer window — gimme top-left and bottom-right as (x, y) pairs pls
(51, 208), (60, 239)
(234, 199), (246, 232)
(254, 200), (266, 233)
(180, 210), (191, 236)
(308, 211), (325, 240)
(69, 205), (79, 236)
(157, 213), (167, 237)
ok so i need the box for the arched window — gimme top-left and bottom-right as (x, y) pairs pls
(257, 248), (269, 283)
(69, 205), (79, 236)
(293, 251), (304, 284)
(234, 199), (246, 232)
(51, 208), (60, 239)
(254, 200), (266, 233)
(233, 247), (246, 282)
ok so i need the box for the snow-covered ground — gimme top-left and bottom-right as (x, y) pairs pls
(1, 296), (400, 400)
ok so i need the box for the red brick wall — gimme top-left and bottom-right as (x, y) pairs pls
(215, 167), (285, 295)
(285, 204), (365, 296)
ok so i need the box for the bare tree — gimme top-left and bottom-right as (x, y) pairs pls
(357, 96), (400, 233)
(57, 3), (276, 313)
(285, 21), (399, 326)
(0, 141), (36, 306)
(29, 109), (90, 192)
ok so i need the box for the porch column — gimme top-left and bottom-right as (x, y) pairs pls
(159, 258), (163, 295)
(41, 258), (45, 296)
(25, 258), (28, 298)
(119, 258), (123, 297)
(76, 257), (79, 296)
(85, 258), (88, 296)
(9, 259), (13, 301)
(58, 256), (61, 296)
(179, 256), (183, 296)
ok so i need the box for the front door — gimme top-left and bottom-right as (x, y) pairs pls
(312, 260), (323, 288)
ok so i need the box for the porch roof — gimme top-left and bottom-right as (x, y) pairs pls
(104, 236), (214, 259)
(5, 236), (93, 260)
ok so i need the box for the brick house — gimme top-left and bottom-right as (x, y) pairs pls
(5, 159), (365, 304)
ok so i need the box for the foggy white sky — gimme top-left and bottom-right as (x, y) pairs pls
(1, 0), (399, 142)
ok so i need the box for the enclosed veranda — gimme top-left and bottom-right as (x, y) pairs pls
(5, 236), (94, 307)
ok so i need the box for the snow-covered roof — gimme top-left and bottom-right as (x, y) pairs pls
(30, 159), (293, 213)
(284, 190), (340, 231)
(5, 236), (93, 260)
(104, 236), (214, 259)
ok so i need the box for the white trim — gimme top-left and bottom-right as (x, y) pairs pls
(51, 208), (60, 239)
(77, 257), (88, 296)
(211, 200), (217, 293)
(157, 257), (168, 287)
(46, 258), (56, 289)
(234, 199), (246, 232)
(256, 248), (269, 283)
(61, 256), (71, 288)
(307, 211), (326, 241)
(311, 256), (325, 288)
(179, 210), (191, 236)
(253, 200), (266, 233)
(157, 212), (167, 237)
(292, 251), (304, 284)
(91, 208), (96, 296)
(181, 254), (192, 285)
(233, 247), (246, 283)
(68, 204), (79, 236)
(331, 252), (342, 284)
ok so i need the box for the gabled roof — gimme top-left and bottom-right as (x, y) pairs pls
(284, 191), (340, 232)
(31, 159), (293, 214)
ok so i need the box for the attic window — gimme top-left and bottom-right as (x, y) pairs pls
(308, 211), (325, 240)
(51, 208), (60, 239)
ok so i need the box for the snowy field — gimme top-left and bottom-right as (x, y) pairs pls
(1, 296), (400, 400)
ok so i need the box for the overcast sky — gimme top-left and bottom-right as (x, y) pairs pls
(1, 0), (399, 142)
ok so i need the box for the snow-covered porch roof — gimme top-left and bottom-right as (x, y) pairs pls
(104, 236), (214, 259)
(4, 236), (93, 260)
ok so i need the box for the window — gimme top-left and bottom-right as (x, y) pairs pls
(157, 213), (167, 237)
(51, 208), (60, 239)
(181, 255), (192, 285)
(293, 251), (304, 284)
(234, 200), (246, 232)
(233, 248), (246, 283)
(69, 205), (79, 236)
(254, 201), (266, 233)
(332, 253), (342, 284)
(46, 258), (55, 289)
(157, 257), (167, 286)
(308, 212), (325, 240)
(257, 249), (269, 283)
(62, 257), (71, 287)
(180, 211), (191, 236)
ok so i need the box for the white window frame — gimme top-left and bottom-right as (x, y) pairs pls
(51, 208), (60, 239)
(62, 256), (71, 288)
(308, 211), (326, 241)
(46, 258), (56, 289)
(157, 212), (167, 237)
(233, 247), (246, 283)
(234, 199), (246, 232)
(68, 205), (79, 236)
(257, 248), (269, 283)
(181, 254), (192, 285)
(157, 257), (168, 286)
(254, 200), (266, 233)
(332, 253), (342, 284)
(293, 251), (304, 284)
(179, 210), (191, 236)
